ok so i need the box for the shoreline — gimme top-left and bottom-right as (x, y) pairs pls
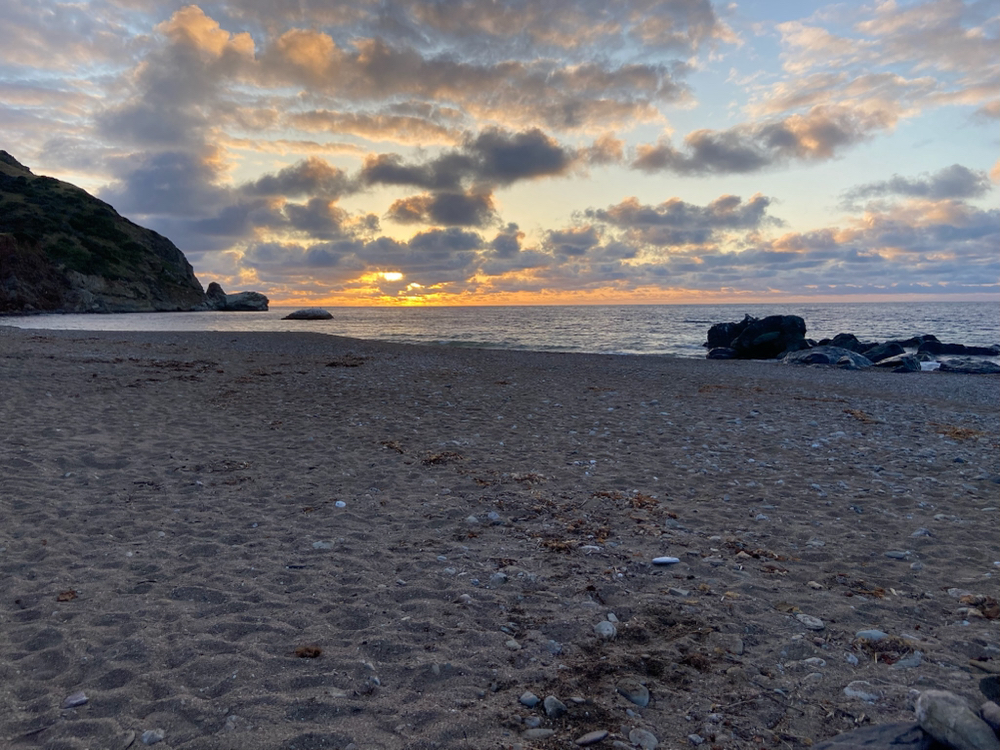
(1, 327), (998, 749)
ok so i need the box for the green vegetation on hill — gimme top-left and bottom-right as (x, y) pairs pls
(0, 150), (206, 313)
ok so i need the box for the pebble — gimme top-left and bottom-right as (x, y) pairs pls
(688, 734), (705, 745)
(911, 528), (932, 537)
(916, 690), (1000, 750)
(519, 691), (540, 708)
(523, 728), (556, 740)
(856, 629), (889, 641)
(311, 541), (334, 549)
(524, 716), (542, 728)
(616, 678), (650, 708)
(575, 730), (609, 745)
(652, 556), (680, 565)
(61, 691), (88, 708)
(845, 653), (860, 666)
(489, 572), (509, 588)
(141, 729), (166, 745)
(594, 621), (617, 639)
(911, 562), (925, 571)
(844, 680), (881, 702)
(885, 550), (910, 559)
(629, 728), (659, 749)
(465, 515), (479, 525)
(505, 639), (522, 651)
(334, 500), (346, 508)
(796, 613), (825, 631)
(544, 695), (568, 719)
(892, 651), (923, 669)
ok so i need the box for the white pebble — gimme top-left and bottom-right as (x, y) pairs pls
(652, 556), (680, 565)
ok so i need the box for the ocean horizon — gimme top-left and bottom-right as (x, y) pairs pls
(4, 301), (998, 359)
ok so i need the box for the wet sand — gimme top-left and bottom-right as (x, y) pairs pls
(1, 326), (997, 750)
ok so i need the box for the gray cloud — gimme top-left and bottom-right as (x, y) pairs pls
(241, 157), (354, 199)
(840, 164), (992, 207)
(385, 191), (497, 227)
(633, 105), (894, 174)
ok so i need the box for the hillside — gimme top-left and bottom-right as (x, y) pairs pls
(0, 151), (207, 313)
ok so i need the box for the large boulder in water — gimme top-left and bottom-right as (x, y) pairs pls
(283, 308), (333, 320)
(862, 341), (906, 363)
(200, 282), (269, 311)
(730, 315), (808, 359)
(706, 314), (755, 349)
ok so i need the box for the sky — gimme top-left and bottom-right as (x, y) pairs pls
(1, 0), (998, 305)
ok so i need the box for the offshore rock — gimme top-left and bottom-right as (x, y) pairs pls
(730, 315), (808, 359)
(283, 308), (333, 320)
(200, 282), (269, 312)
(863, 341), (906, 363)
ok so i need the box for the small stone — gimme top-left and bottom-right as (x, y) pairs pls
(652, 556), (680, 565)
(544, 695), (568, 719)
(856, 629), (889, 641)
(594, 621), (617, 639)
(523, 728), (556, 740)
(520, 691), (540, 708)
(807, 581), (824, 590)
(575, 729), (609, 745)
(885, 550), (910, 559)
(524, 716), (542, 728)
(629, 728), (659, 749)
(505, 639), (522, 651)
(915, 690), (1000, 750)
(844, 680), (881, 702)
(668, 587), (691, 597)
(312, 541), (334, 549)
(334, 500), (346, 508)
(616, 678), (650, 708)
(910, 562), (924, 571)
(490, 572), (509, 588)
(544, 640), (563, 655)
(845, 653), (860, 666)
(61, 691), (88, 708)
(796, 613), (825, 631)
(141, 729), (166, 745)
(892, 651), (923, 669)
(688, 734), (705, 745)
(911, 528), (932, 537)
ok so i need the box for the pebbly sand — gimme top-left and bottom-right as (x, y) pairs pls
(1, 325), (998, 750)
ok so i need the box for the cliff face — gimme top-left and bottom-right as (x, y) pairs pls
(0, 151), (207, 313)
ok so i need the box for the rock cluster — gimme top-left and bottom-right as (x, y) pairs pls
(705, 315), (999, 374)
(199, 281), (269, 312)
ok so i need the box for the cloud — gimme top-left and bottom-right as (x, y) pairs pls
(385, 191), (497, 227)
(632, 104), (893, 174)
(240, 157), (353, 199)
(841, 164), (993, 207)
(589, 194), (777, 245)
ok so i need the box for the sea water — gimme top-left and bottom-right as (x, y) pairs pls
(4, 302), (997, 359)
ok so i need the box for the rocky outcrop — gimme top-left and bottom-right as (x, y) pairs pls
(783, 346), (874, 369)
(0, 151), (205, 313)
(283, 308), (333, 320)
(199, 282), (270, 312)
(706, 314), (808, 359)
(0, 151), (267, 314)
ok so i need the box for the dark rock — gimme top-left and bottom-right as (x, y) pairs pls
(896, 334), (939, 348)
(863, 341), (906, 363)
(982, 676), (1000, 703)
(283, 308), (333, 320)
(707, 347), (737, 360)
(811, 722), (934, 750)
(1, 152), (205, 313)
(872, 354), (921, 372)
(938, 358), (1000, 375)
(783, 346), (873, 369)
(729, 315), (808, 359)
(919, 341), (1000, 357)
(829, 333), (867, 353)
(203, 281), (228, 311)
(705, 314), (755, 349)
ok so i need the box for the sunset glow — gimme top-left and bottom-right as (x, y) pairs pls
(2, 0), (996, 305)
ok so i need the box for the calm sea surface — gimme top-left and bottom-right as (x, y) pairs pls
(4, 302), (998, 359)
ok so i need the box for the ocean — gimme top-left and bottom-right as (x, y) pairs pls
(4, 302), (998, 359)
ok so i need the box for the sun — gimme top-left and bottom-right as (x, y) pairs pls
(379, 272), (403, 281)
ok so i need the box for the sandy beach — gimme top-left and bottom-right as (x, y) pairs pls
(1, 325), (997, 750)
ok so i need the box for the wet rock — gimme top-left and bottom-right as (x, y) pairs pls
(938, 358), (1000, 375)
(915, 690), (1000, 750)
(980, 702), (1000, 732)
(864, 341), (906, 363)
(783, 346), (873, 369)
(856, 629), (890, 641)
(919, 341), (1000, 357)
(524, 728), (556, 740)
(981, 676), (1000, 703)
(616, 678), (650, 708)
(811, 722), (934, 750)
(141, 729), (166, 745)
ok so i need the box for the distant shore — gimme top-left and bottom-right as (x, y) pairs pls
(1, 327), (998, 750)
